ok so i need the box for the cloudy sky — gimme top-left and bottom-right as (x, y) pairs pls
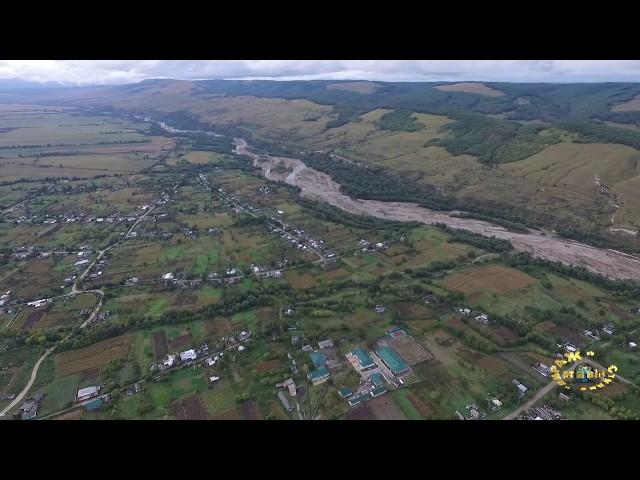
(1, 60), (640, 85)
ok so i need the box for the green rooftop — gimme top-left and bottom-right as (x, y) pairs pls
(375, 345), (409, 375)
(307, 366), (330, 381)
(352, 348), (375, 369)
(370, 372), (384, 386)
(310, 351), (327, 369)
(370, 385), (386, 398)
(339, 387), (353, 398)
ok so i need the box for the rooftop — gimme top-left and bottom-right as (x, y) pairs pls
(307, 366), (330, 381)
(351, 348), (375, 369)
(370, 372), (384, 387)
(370, 385), (386, 398)
(77, 386), (100, 399)
(339, 387), (353, 398)
(375, 345), (409, 375)
(309, 351), (327, 369)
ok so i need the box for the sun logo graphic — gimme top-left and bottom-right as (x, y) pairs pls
(549, 350), (618, 392)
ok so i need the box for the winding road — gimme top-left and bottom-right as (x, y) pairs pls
(0, 200), (160, 418)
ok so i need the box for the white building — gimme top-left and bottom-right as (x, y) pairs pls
(180, 349), (197, 362)
(76, 386), (100, 402)
(163, 354), (176, 368)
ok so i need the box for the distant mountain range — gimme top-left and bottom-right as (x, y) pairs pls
(0, 78), (77, 90)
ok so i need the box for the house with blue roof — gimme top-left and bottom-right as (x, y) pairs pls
(349, 348), (377, 372)
(348, 392), (369, 407)
(309, 351), (327, 369)
(338, 387), (353, 398)
(370, 372), (384, 387)
(84, 397), (104, 411)
(370, 385), (386, 398)
(307, 366), (330, 386)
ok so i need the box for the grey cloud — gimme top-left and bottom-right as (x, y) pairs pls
(0, 60), (639, 85)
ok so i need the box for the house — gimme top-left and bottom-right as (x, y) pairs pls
(209, 376), (221, 383)
(206, 357), (216, 367)
(74, 259), (90, 267)
(277, 391), (294, 413)
(162, 272), (174, 281)
(375, 345), (409, 376)
(309, 351), (327, 370)
(559, 393), (571, 402)
(84, 397), (105, 411)
(163, 354), (176, 368)
(318, 339), (334, 350)
(374, 305), (386, 314)
(467, 407), (481, 420)
(348, 392), (369, 408)
(307, 366), (330, 386)
(583, 330), (600, 341)
(370, 385), (386, 398)
(564, 344), (577, 353)
(19, 399), (39, 420)
(237, 345), (245, 352)
(629, 342), (638, 349)
(512, 379), (528, 397)
(475, 314), (489, 325)
(533, 362), (551, 377)
(490, 398), (503, 411)
(348, 348), (377, 373)
(602, 324), (615, 335)
(457, 307), (471, 316)
(302, 345), (314, 353)
(179, 349), (197, 362)
(370, 372), (384, 387)
(283, 378), (297, 396)
(338, 387), (353, 398)
(76, 386), (101, 403)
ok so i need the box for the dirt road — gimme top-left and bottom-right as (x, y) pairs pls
(234, 138), (640, 280)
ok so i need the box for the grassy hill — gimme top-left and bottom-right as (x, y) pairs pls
(3, 78), (640, 249)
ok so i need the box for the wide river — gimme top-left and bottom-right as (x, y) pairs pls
(153, 118), (640, 280)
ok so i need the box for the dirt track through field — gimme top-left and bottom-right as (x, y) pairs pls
(233, 138), (640, 280)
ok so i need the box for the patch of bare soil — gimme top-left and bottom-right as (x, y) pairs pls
(435, 82), (505, 97)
